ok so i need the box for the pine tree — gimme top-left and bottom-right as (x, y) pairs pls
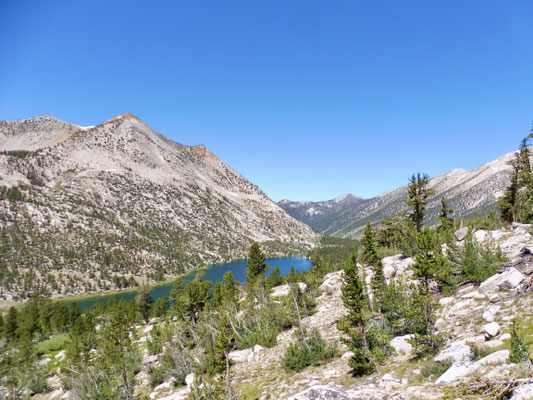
(510, 319), (530, 363)
(153, 295), (169, 318)
(285, 265), (299, 284)
(136, 287), (154, 324)
(408, 228), (445, 355)
(5, 306), (18, 340)
(361, 223), (380, 267)
(437, 197), (454, 231)
(266, 265), (283, 289)
(183, 280), (212, 323)
(499, 156), (520, 225)
(170, 278), (187, 318)
(212, 271), (238, 309)
(360, 223), (386, 311)
(337, 252), (374, 376)
(246, 242), (267, 288)
(404, 173), (435, 233)
(101, 303), (140, 400)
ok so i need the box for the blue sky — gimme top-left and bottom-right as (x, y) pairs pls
(1, 1), (532, 201)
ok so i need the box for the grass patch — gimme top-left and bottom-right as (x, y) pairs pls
(36, 333), (70, 355)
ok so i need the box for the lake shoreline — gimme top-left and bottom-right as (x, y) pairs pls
(0, 254), (312, 312)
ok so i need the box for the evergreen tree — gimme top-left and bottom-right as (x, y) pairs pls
(337, 253), (374, 376)
(5, 306), (18, 340)
(266, 265), (283, 289)
(101, 303), (140, 400)
(499, 156), (520, 225)
(246, 242), (268, 289)
(153, 295), (169, 318)
(409, 229), (445, 355)
(360, 223), (386, 311)
(136, 287), (154, 324)
(510, 318), (530, 363)
(404, 173), (435, 233)
(69, 302), (82, 324)
(0, 312), (4, 337)
(246, 242), (267, 287)
(284, 265), (300, 284)
(460, 229), (498, 284)
(170, 278), (187, 318)
(360, 223), (380, 267)
(437, 197), (454, 231)
(211, 272), (238, 309)
(183, 280), (212, 323)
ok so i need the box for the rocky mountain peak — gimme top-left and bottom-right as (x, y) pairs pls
(0, 114), (319, 301)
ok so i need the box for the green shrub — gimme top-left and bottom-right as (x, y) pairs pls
(283, 330), (337, 372)
(510, 319), (531, 363)
(6, 186), (24, 202)
(36, 333), (70, 355)
(421, 359), (453, 381)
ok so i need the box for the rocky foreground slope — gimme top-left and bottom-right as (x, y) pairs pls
(0, 114), (319, 301)
(33, 223), (532, 400)
(23, 223), (533, 400)
(279, 152), (515, 237)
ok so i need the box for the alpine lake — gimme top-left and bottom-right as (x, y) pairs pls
(69, 255), (313, 312)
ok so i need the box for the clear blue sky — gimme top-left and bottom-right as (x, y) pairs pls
(1, 1), (532, 202)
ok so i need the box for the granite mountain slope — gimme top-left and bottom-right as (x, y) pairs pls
(0, 114), (318, 301)
(279, 151), (515, 238)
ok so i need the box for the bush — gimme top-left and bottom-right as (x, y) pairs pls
(36, 333), (71, 355)
(421, 359), (453, 381)
(283, 330), (337, 372)
(510, 319), (531, 363)
(6, 186), (24, 202)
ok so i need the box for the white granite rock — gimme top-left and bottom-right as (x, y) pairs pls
(389, 335), (414, 359)
(484, 322), (502, 338)
(435, 343), (473, 363)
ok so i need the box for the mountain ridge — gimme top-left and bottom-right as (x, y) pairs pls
(0, 114), (319, 301)
(279, 150), (515, 237)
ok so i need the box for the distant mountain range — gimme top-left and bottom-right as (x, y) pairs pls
(279, 152), (515, 238)
(0, 114), (318, 300)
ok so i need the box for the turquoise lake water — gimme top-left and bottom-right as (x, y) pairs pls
(71, 255), (313, 311)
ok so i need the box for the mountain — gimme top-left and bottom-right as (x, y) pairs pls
(278, 194), (364, 228)
(0, 114), (319, 301)
(279, 151), (515, 237)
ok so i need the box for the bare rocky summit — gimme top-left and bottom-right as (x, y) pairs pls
(279, 152), (516, 237)
(0, 114), (318, 301)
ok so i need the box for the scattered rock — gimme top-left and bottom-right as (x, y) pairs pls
(389, 335), (414, 359)
(434, 318), (446, 331)
(484, 322), (502, 338)
(435, 361), (477, 384)
(500, 333), (512, 341)
(228, 348), (253, 363)
(474, 350), (510, 367)
(483, 309), (496, 322)
(479, 268), (524, 293)
(511, 384), (533, 400)
(481, 340), (504, 350)
(454, 227), (469, 241)
(341, 351), (355, 359)
(185, 373), (195, 387)
(288, 384), (351, 400)
(271, 282), (308, 297)
(474, 230), (488, 242)
(381, 255), (415, 280)
(144, 324), (154, 334)
(319, 271), (344, 295)
(435, 343), (473, 363)
(381, 373), (395, 382)
(55, 350), (66, 360)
